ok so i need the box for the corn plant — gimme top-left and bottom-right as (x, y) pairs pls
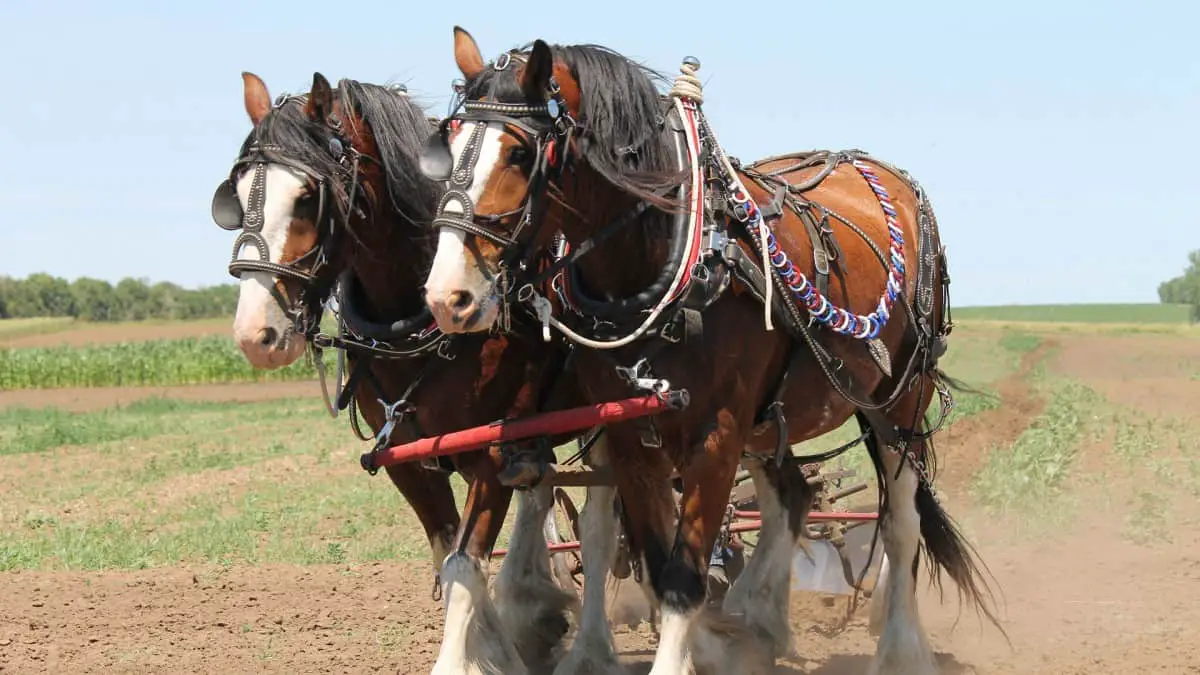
(0, 336), (316, 389)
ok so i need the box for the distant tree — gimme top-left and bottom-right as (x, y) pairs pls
(113, 277), (152, 321)
(1158, 249), (1200, 322)
(4, 273), (75, 318)
(0, 276), (12, 318)
(0, 273), (239, 322)
(149, 281), (184, 319)
(70, 277), (118, 321)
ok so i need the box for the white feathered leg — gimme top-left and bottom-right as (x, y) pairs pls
(554, 436), (626, 674)
(495, 483), (576, 670)
(868, 444), (937, 675)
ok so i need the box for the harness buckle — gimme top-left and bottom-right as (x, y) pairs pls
(518, 285), (555, 343)
(615, 358), (671, 397)
(435, 337), (457, 361)
(659, 317), (683, 344)
(370, 397), (416, 470)
(704, 228), (728, 258)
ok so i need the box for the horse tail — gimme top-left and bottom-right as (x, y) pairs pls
(913, 432), (1008, 642)
(932, 366), (993, 400)
(857, 411), (1008, 642)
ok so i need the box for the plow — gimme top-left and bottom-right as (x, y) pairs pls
(360, 388), (887, 607)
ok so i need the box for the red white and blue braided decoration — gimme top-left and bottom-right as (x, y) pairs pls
(741, 160), (906, 340)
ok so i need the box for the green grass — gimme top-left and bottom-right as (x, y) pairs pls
(1121, 490), (1173, 546)
(971, 381), (1103, 516)
(0, 403), (198, 457)
(0, 320), (1065, 572)
(0, 397), (317, 457)
(954, 303), (1191, 324)
(1102, 411), (1200, 535)
(997, 330), (1043, 354)
(0, 395), (454, 571)
(0, 317), (77, 341)
(0, 335), (315, 389)
(791, 329), (1041, 497)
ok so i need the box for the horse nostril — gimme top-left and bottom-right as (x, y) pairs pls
(258, 327), (278, 346)
(448, 291), (474, 311)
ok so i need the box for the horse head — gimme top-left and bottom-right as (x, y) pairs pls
(215, 71), (438, 368)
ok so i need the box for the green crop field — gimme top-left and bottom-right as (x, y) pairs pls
(953, 303), (1192, 324)
(0, 336), (316, 390)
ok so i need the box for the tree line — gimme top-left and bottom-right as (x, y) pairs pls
(0, 274), (239, 322)
(1159, 249), (1200, 322)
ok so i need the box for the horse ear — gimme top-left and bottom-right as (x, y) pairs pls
(305, 72), (334, 122)
(242, 72), (271, 126)
(520, 40), (554, 101)
(453, 26), (485, 80)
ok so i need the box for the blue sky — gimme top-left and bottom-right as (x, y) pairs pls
(0, 0), (1194, 306)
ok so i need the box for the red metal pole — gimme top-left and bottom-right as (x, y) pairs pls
(730, 520), (763, 534)
(494, 540), (580, 558)
(733, 510), (878, 522)
(367, 391), (687, 469)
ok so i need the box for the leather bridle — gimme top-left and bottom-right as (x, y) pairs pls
(211, 95), (367, 341)
(418, 68), (576, 305)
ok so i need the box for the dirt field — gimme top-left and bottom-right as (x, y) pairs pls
(1, 328), (1198, 674)
(0, 319), (230, 349)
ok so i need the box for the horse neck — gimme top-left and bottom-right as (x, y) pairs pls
(347, 208), (429, 321)
(554, 167), (665, 297)
(341, 109), (432, 321)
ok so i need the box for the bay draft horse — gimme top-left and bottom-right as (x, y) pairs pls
(419, 28), (1002, 674)
(213, 71), (628, 674)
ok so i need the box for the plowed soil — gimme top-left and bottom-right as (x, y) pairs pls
(1, 320), (230, 349)
(2, 332), (1199, 674)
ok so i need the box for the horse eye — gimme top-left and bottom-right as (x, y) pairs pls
(296, 189), (317, 208)
(508, 146), (531, 166)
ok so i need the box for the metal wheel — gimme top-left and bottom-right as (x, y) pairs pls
(544, 487), (584, 594)
(800, 463), (879, 595)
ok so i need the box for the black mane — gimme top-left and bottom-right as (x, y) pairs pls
(338, 80), (442, 226)
(464, 43), (683, 207)
(238, 80), (441, 228)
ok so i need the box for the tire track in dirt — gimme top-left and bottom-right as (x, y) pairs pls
(934, 339), (1056, 499)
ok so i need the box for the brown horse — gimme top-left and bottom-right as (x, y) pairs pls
(420, 28), (1000, 674)
(214, 71), (622, 673)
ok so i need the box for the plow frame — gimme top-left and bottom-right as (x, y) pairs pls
(367, 389), (882, 602)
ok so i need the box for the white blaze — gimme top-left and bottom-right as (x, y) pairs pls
(230, 164), (306, 363)
(424, 122), (505, 305)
